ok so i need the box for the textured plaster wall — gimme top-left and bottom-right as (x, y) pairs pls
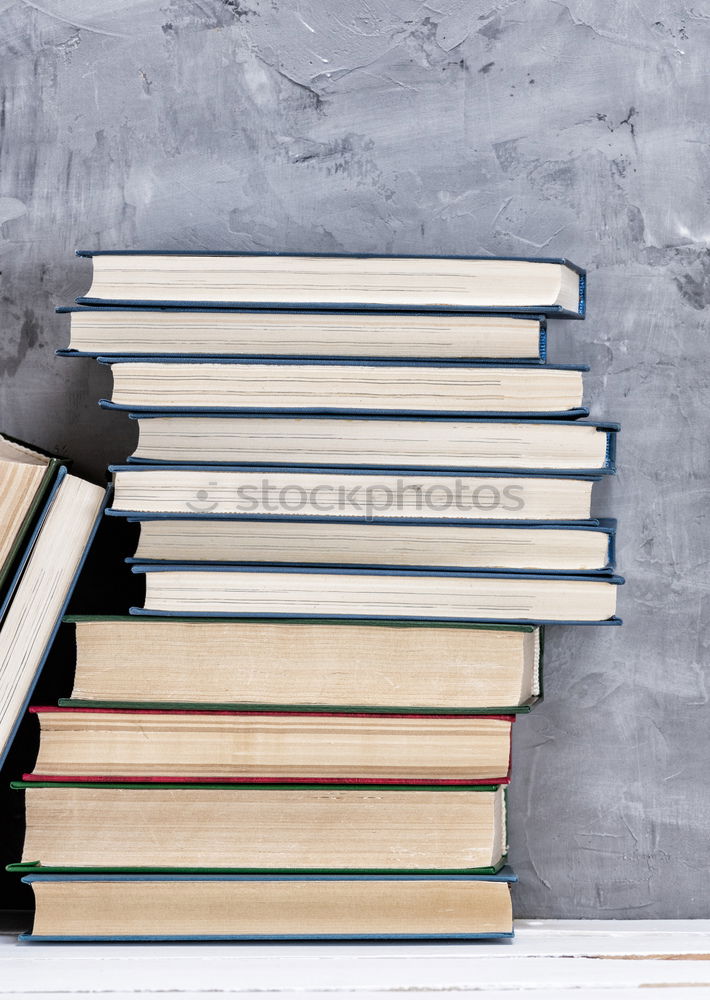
(1, 0), (709, 917)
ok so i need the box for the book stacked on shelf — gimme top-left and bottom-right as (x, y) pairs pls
(8, 252), (622, 941)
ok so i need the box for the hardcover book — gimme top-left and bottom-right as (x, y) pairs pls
(108, 465), (603, 523)
(97, 358), (589, 419)
(119, 415), (618, 472)
(125, 515), (616, 574)
(20, 870), (517, 940)
(130, 564), (623, 625)
(24, 707), (514, 784)
(13, 781), (509, 873)
(0, 472), (108, 767)
(75, 251), (585, 317)
(60, 617), (543, 714)
(58, 307), (550, 363)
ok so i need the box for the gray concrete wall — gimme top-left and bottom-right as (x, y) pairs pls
(1, 0), (708, 917)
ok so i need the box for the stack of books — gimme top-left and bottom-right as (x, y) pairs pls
(10, 252), (622, 941)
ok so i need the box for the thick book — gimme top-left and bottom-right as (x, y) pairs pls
(57, 306), (549, 363)
(20, 870), (517, 940)
(125, 515), (616, 574)
(108, 465), (601, 524)
(12, 781), (508, 873)
(120, 415), (618, 472)
(75, 250), (585, 317)
(60, 617), (543, 714)
(97, 358), (588, 419)
(24, 707), (514, 784)
(0, 472), (107, 767)
(130, 564), (623, 625)
(0, 433), (63, 601)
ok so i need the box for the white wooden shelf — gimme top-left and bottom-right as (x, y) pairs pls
(1, 920), (710, 996)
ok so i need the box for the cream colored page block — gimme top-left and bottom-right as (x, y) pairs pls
(33, 712), (511, 779)
(109, 363), (583, 412)
(23, 786), (503, 869)
(135, 518), (610, 571)
(72, 620), (535, 708)
(30, 877), (513, 936)
(0, 437), (48, 463)
(133, 416), (607, 469)
(0, 476), (105, 754)
(143, 569), (618, 621)
(113, 469), (594, 521)
(69, 310), (543, 358)
(0, 463), (46, 567)
(88, 254), (573, 310)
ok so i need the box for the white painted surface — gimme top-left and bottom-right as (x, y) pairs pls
(11, 994), (709, 1000)
(1, 921), (710, 995)
(6, 994), (710, 1000)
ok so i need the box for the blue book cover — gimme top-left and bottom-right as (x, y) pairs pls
(74, 250), (586, 318)
(21, 869), (517, 941)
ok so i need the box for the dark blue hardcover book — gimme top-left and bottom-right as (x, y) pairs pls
(74, 250), (585, 318)
(130, 563), (624, 626)
(117, 416), (619, 475)
(107, 463), (604, 525)
(21, 869), (517, 940)
(56, 305), (550, 364)
(96, 357), (589, 420)
(123, 516), (617, 576)
(0, 478), (109, 769)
